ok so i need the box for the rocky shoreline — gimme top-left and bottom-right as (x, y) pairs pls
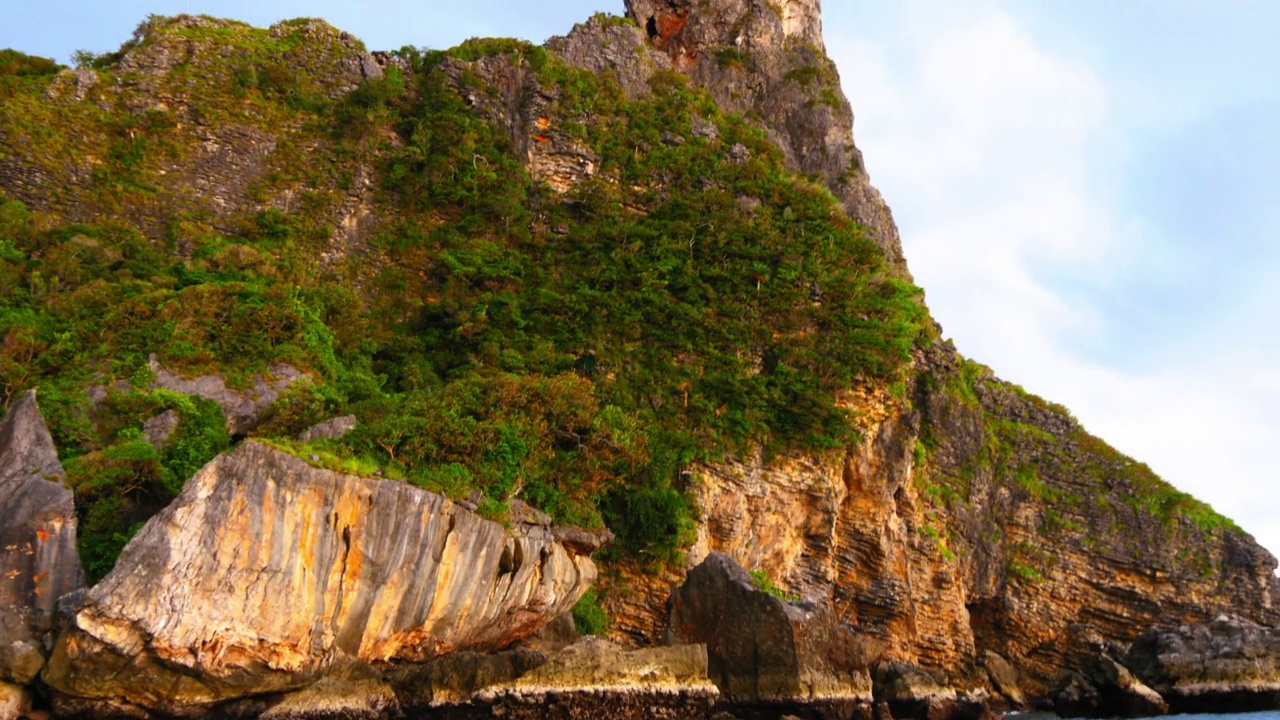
(4, 389), (1280, 720)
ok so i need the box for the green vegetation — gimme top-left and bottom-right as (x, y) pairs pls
(0, 19), (926, 581)
(749, 568), (800, 601)
(0, 49), (61, 79)
(571, 589), (610, 636)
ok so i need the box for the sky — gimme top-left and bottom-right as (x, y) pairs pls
(3, 2), (1279, 558)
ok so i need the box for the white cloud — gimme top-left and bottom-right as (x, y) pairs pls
(826, 6), (1280, 560)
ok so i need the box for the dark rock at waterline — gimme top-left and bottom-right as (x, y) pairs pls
(1051, 656), (1166, 718)
(1126, 615), (1280, 714)
(872, 662), (997, 720)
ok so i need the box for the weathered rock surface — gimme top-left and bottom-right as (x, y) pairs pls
(0, 391), (83, 686)
(668, 553), (878, 711)
(413, 639), (718, 720)
(485, 636), (713, 696)
(607, 339), (1280, 705)
(547, 14), (674, 100)
(873, 662), (999, 720)
(0, 681), (29, 720)
(978, 651), (1025, 710)
(1126, 615), (1280, 713)
(43, 441), (596, 715)
(1051, 657), (1167, 718)
(141, 408), (180, 449)
(148, 355), (306, 435)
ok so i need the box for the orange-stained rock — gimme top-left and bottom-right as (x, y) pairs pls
(605, 344), (1280, 704)
(43, 441), (595, 715)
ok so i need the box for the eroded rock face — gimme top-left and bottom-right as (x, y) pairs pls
(0, 391), (83, 686)
(43, 441), (596, 715)
(547, 14), (674, 100)
(1126, 616), (1280, 714)
(668, 552), (878, 709)
(606, 341), (1280, 705)
(624, 0), (907, 269)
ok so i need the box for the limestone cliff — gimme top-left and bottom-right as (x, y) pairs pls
(606, 340), (1280, 697)
(43, 441), (595, 715)
(1, 1), (1276, 713)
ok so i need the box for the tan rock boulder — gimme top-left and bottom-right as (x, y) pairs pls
(43, 441), (596, 715)
(0, 391), (83, 686)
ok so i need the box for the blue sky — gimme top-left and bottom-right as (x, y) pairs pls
(5, 2), (1280, 558)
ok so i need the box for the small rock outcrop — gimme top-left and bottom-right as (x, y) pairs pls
(43, 441), (596, 716)
(0, 391), (83, 688)
(1052, 657), (1167, 719)
(148, 355), (306, 435)
(873, 662), (996, 720)
(297, 414), (358, 442)
(1126, 616), (1280, 714)
(668, 552), (879, 716)
(446, 638), (717, 720)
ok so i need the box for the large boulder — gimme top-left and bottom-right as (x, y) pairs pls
(0, 391), (83, 686)
(1126, 615), (1280, 713)
(667, 552), (878, 716)
(1051, 657), (1167, 718)
(43, 441), (597, 716)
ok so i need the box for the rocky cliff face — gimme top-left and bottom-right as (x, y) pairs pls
(607, 340), (1280, 697)
(43, 441), (595, 715)
(0, 392), (83, 687)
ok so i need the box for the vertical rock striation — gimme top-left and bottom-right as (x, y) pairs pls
(43, 441), (596, 715)
(0, 391), (83, 686)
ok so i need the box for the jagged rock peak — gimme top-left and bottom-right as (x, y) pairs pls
(622, 0), (910, 271)
(625, 0), (825, 56)
(0, 390), (64, 486)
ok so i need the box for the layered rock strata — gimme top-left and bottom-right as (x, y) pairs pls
(43, 441), (597, 716)
(0, 392), (83, 689)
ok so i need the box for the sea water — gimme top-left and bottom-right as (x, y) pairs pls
(1003, 707), (1280, 712)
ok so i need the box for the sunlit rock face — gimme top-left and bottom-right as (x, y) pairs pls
(44, 441), (595, 716)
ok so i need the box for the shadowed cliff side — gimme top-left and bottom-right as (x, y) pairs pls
(0, 392), (83, 693)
